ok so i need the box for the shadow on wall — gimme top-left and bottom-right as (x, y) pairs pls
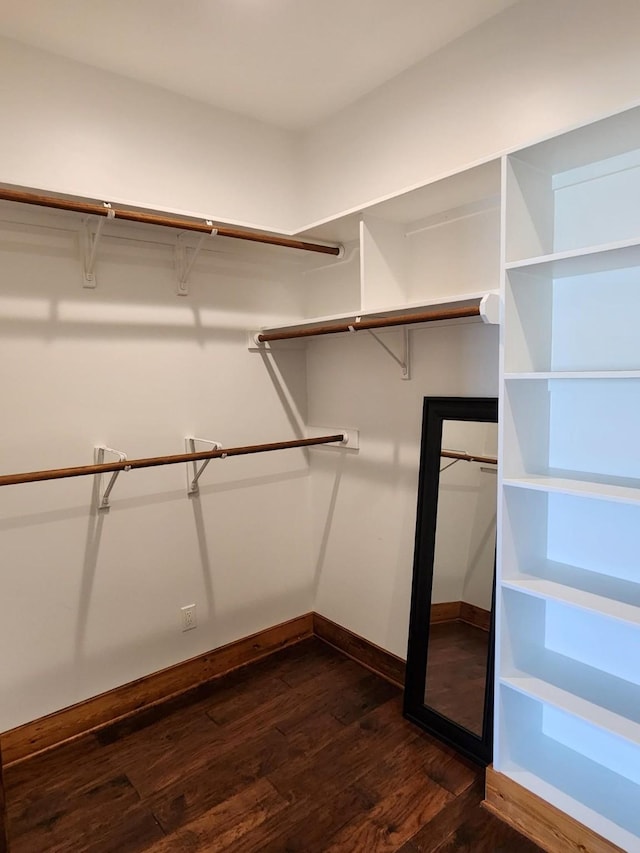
(0, 469), (310, 533)
(73, 478), (220, 669)
(258, 347), (307, 441)
(64, 468), (311, 668)
(311, 448), (348, 599)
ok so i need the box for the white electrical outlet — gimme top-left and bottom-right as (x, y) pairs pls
(181, 603), (197, 632)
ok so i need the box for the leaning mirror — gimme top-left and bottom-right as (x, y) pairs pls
(404, 397), (498, 765)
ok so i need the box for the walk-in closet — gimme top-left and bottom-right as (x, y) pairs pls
(1, 2), (639, 851)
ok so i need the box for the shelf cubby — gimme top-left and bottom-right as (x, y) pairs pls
(505, 104), (640, 263)
(300, 241), (361, 320)
(501, 586), (640, 689)
(505, 260), (640, 374)
(499, 686), (640, 851)
(503, 377), (640, 483)
(357, 160), (501, 311)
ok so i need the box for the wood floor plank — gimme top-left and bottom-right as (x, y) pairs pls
(323, 771), (452, 852)
(101, 708), (222, 799)
(145, 778), (287, 852)
(205, 674), (292, 726)
(398, 778), (485, 852)
(400, 776), (543, 853)
(150, 726), (296, 834)
(316, 730), (457, 852)
(226, 783), (376, 853)
(267, 697), (410, 805)
(5, 733), (121, 838)
(417, 743), (479, 797)
(429, 800), (544, 853)
(274, 706), (347, 754)
(328, 671), (400, 725)
(9, 773), (164, 853)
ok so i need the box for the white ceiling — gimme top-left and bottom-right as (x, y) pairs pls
(0, 0), (518, 130)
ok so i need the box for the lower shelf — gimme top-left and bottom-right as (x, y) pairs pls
(501, 675), (640, 754)
(502, 586), (640, 699)
(502, 571), (640, 626)
(499, 686), (640, 850)
(497, 767), (637, 853)
(485, 766), (627, 853)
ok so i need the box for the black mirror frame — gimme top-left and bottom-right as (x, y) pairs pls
(403, 396), (498, 766)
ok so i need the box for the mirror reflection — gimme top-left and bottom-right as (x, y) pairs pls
(425, 419), (497, 736)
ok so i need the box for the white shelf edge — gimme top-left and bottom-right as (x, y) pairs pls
(499, 767), (640, 853)
(505, 235), (640, 272)
(502, 575), (640, 626)
(250, 290), (499, 343)
(503, 475), (640, 506)
(501, 676), (640, 747)
(504, 371), (640, 380)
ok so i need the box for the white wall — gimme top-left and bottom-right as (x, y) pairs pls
(309, 324), (499, 658)
(0, 205), (313, 730)
(0, 37), (300, 231)
(300, 0), (640, 226)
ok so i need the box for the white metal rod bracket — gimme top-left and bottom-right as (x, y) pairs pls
(94, 445), (129, 511)
(479, 292), (500, 325)
(81, 203), (115, 288)
(306, 426), (359, 451)
(368, 327), (411, 380)
(185, 436), (223, 495)
(175, 223), (218, 296)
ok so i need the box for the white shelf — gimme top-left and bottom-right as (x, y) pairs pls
(297, 160), (501, 243)
(502, 675), (640, 747)
(502, 575), (640, 627)
(499, 687), (640, 848)
(505, 371), (640, 380)
(512, 103), (640, 177)
(504, 474), (640, 506)
(255, 290), (499, 336)
(505, 236), (640, 276)
(500, 766), (640, 853)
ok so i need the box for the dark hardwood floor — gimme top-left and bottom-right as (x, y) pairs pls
(3, 638), (542, 852)
(425, 621), (490, 735)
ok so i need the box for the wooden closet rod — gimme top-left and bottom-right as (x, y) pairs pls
(0, 188), (341, 256)
(257, 305), (481, 342)
(0, 435), (344, 488)
(441, 450), (497, 465)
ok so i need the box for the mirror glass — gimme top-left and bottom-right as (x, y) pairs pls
(425, 419), (497, 735)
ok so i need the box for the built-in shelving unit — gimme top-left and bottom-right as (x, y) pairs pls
(498, 103), (640, 850)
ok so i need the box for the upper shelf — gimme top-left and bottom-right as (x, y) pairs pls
(504, 371), (640, 380)
(296, 160), (501, 245)
(505, 236), (640, 277)
(510, 103), (640, 177)
(503, 474), (640, 506)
